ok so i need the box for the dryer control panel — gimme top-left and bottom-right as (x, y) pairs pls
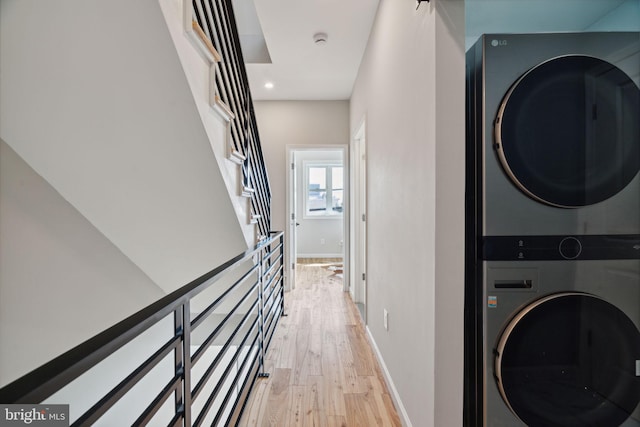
(483, 234), (640, 260)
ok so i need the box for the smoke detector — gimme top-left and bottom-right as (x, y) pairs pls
(313, 32), (328, 45)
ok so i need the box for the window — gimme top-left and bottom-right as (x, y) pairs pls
(305, 163), (343, 217)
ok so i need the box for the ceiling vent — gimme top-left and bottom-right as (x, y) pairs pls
(313, 32), (328, 45)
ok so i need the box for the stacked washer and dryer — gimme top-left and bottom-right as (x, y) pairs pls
(466, 33), (640, 426)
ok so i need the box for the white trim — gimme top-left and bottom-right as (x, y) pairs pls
(212, 93), (235, 122)
(241, 186), (255, 198)
(210, 92), (243, 164)
(286, 148), (296, 291)
(301, 215), (343, 221)
(296, 253), (344, 259)
(227, 149), (246, 165)
(183, 0), (192, 38)
(183, 2), (220, 64)
(302, 160), (344, 220)
(350, 116), (367, 317)
(365, 326), (413, 427)
(183, 0), (236, 140)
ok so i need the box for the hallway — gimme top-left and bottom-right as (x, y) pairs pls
(239, 262), (401, 426)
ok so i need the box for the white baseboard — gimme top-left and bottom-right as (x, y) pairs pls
(296, 253), (343, 259)
(365, 326), (413, 427)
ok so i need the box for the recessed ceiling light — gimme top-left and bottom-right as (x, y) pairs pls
(264, 82), (274, 89)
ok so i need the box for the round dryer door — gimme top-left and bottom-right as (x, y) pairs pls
(495, 55), (640, 208)
(495, 292), (640, 427)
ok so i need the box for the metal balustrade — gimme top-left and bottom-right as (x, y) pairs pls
(192, 0), (271, 237)
(0, 232), (285, 426)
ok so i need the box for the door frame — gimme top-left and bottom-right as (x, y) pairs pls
(285, 145), (349, 292)
(350, 118), (367, 321)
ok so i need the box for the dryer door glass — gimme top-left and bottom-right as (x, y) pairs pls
(495, 55), (640, 208)
(495, 293), (640, 427)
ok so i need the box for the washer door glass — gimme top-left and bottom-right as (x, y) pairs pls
(495, 293), (640, 427)
(495, 55), (640, 208)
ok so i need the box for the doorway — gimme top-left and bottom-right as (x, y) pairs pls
(286, 146), (348, 292)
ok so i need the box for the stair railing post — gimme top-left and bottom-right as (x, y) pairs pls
(279, 233), (287, 317)
(174, 301), (192, 426)
(257, 247), (269, 378)
(183, 300), (192, 426)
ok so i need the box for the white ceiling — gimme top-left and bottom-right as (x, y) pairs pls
(235, 0), (637, 101)
(237, 0), (380, 101)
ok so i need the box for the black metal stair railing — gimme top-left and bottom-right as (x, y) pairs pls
(192, 0), (271, 237)
(0, 232), (285, 426)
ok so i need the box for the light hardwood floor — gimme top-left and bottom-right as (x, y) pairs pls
(239, 263), (402, 427)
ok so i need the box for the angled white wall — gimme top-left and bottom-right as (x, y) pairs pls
(0, 0), (247, 295)
(349, 1), (465, 426)
(0, 140), (165, 386)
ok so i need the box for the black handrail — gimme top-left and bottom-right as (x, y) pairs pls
(0, 231), (285, 427)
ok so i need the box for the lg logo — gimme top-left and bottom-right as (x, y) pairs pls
(491, 39), (508, 47)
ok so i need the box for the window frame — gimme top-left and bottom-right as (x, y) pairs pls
(303, 161), (344, 219)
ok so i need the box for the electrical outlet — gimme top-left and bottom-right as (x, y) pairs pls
(384, 309), (389, 331)
(320, 238), (325, 244)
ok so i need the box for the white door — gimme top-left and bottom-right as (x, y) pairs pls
(288, 151), (297, 290)
(351, 121), (367, 321)
(358, 132), (367, 314)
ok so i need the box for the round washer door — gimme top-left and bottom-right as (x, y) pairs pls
(495, 292), (640, 427)
(495, 55), (640, 208)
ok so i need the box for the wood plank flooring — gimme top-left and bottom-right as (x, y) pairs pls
(239, 263), (401, 427)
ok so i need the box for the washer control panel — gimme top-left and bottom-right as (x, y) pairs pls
(483, 234), (640, 261)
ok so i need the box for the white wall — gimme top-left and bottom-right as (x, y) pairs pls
(588, 0), (640, 30)
(253, 101), (350, 235)
(433, 3), (466, 426)
(465, 0), (640, 50)
(0, 140), (165, 386)
(349, 1), (465, 426)
(0, 0), (247, 296)
(295, 150), (344, 258)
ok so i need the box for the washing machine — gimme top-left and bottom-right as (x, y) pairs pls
(484, 260), (640, 427)
(466, 32), (640, 426)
